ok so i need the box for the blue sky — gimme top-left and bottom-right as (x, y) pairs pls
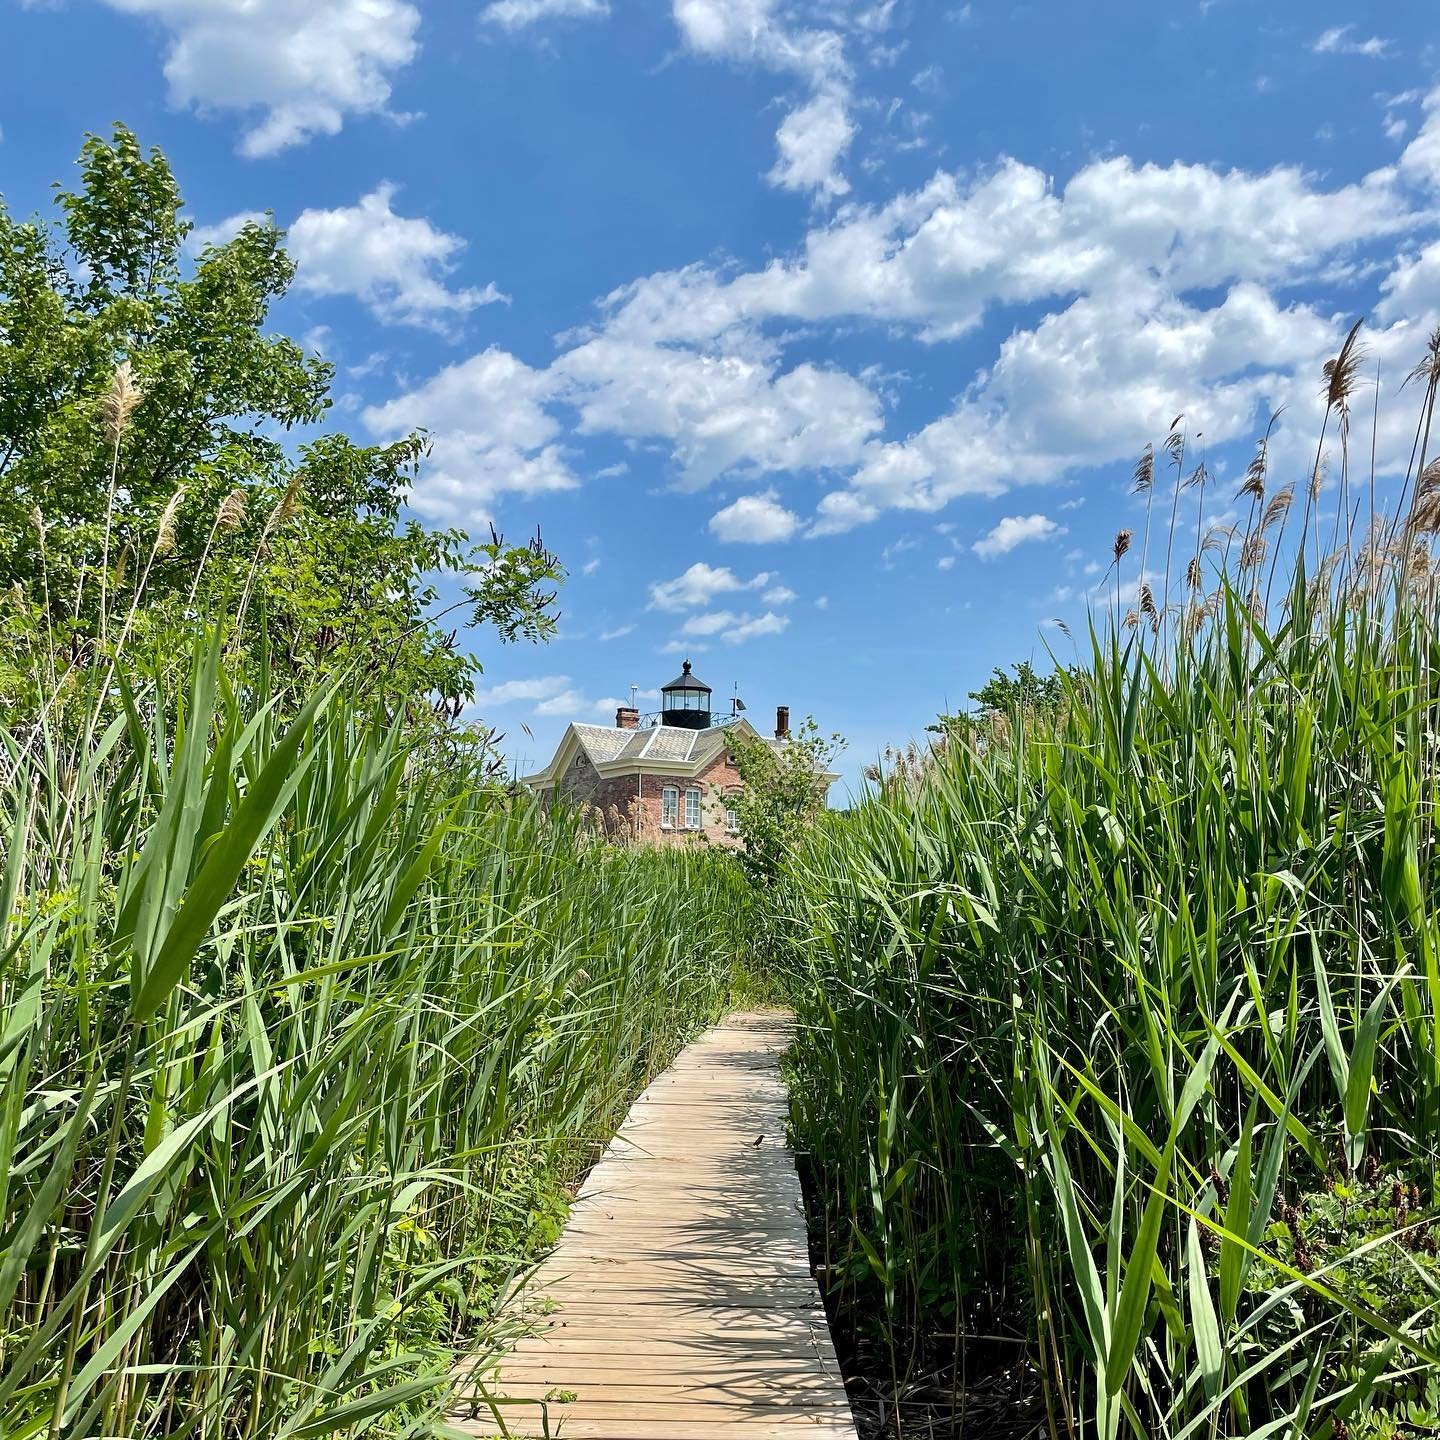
(4, 0), (1440, 789)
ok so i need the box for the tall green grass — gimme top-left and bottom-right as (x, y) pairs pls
(0, 638), (752, 1439)
(777, 337), (1440, 1436)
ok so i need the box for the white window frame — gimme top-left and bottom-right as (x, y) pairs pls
(661, 786), (678, 829)
(683, 787), (702, 830)
(725, 799), (740, 832)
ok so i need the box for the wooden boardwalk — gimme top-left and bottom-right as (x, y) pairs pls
(453, 1011), (856, 1439)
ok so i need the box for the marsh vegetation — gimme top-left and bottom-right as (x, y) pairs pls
(6, 128), (1440, 1440)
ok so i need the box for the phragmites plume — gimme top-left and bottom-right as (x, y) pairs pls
(1411, 492), (1440, 534)
(263, 471), (305, 539)
(1185, 461), (1208, 490)
(1132, 443), (1154, 494)
(113, 544), (132, 589)
(1314, 550), (1344, 589)
(101, 361), (144, 448)
(216, 486), (247, 532)
(1122, 608), (1139, 631)
(28, 505), (45, 538)
(1163, 424), (1185, 467)
(1404, 325), (1440, 392)
(1322, 317), (1366, 414)
(1309, 454), (1327, 502)
(153, 487), (187, 558)
(1239, 438), (1268, 503)
(1406, 458), (1440, 533)
(1262, 485), (1294, 530)
(1186, 555), (1203, 590)
(1402, 538), (1431, 589)
(1239, 531), (1267, 569)
(1138, 581), (1157, 619)
(1202, 524), (1234, 554)
(1112, 528), (1133, 564)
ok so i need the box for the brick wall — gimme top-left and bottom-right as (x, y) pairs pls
(547, 744), (744, 847)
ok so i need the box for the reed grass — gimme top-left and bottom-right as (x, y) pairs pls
(776, 327), (1440, 1437)
(0, 636), (753, 1438)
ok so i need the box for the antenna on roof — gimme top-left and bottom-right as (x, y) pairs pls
(731, 681), (746, 716)
(629, 683), (638, 709)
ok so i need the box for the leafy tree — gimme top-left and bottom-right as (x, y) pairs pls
(927, 659), (1081, 738)
(725, 719), (842, 889)
(0, 125), (561, 720)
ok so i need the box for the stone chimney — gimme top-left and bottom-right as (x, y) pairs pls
(616, 706), (639, 729)
(775, 705), (790, 740)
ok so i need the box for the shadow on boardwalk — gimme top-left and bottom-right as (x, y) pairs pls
(451, 1012), (858, 1439)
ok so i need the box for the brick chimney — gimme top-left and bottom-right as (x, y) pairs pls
(775, 705), (790, 739)
(616, 706), (639, 729)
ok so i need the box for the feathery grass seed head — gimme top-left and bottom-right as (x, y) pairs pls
(101, 360), (144, 447)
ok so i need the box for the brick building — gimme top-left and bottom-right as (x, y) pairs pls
(522, 661), (837, 845)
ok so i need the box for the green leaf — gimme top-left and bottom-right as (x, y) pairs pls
(133, 680), (336, 1020)
(1186, 1218), (1222, 1399)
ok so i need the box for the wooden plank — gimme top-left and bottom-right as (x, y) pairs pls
(449, 1011), (856, 1440)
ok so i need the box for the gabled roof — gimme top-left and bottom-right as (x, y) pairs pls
(568, 723), (638, 766)
(525, 717), (821, 790)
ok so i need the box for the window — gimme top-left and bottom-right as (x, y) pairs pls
(725, 800), (740, 832)
(684, 788), (702, 830)
(661, 786), (678, 828)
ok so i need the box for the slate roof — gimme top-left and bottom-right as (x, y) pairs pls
(551, 721), (786, 777)
(569, 724), (637, 766)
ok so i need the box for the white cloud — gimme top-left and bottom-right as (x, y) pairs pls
(1377, 240), (1440, 321)
(534, 688), (591, 716)
(679, 609), (789, 643)
(1400, 88), (1440, 191)
(601, 152), (1418, 349)
(672, 0), (844, 86)
(100, 0), (420, 155)
(557, 341), (882, 488)
(671, 0), (855, 201)
(482, 0), (608, 29)
(710, 490), (802, 542)
(649, 562), (774, 611)
(816, 281), (1335, 530)
(810, 488), (878, 535)
(581, 558), (601, 575)
(474, 674), (573, 705)
(762, 584), (797, 603)
(972, 514), (1064, 559)
(1312, 25), (1391, 58)
(288, 184), (505, 327)
(599, 624), (636, 640)
(937, 554), (955, 569)
(471, 674), (653, 720)
(188, 210), (268, 250)
(768, 90), (855, 200)
(363, 348), (575, 524)
(368, 79), (1440, 538)
(727, 611), (789, 642)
